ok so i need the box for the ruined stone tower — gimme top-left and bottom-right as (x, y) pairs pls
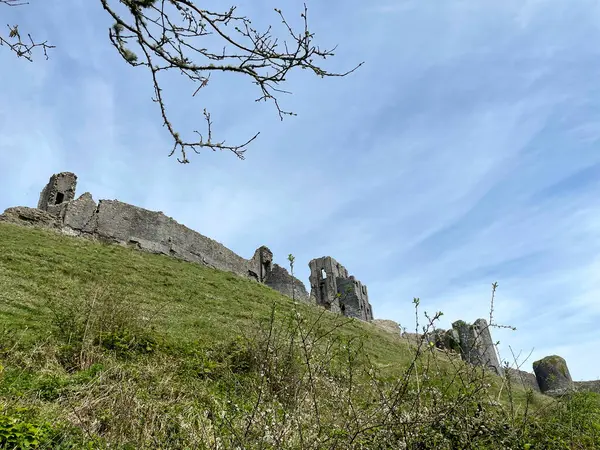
(250, 246), (273, 282)
(37, 172), (77, 215)
(452, 318), (503, 376)
(308, 256), (373, 321)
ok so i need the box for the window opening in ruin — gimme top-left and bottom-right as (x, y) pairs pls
(55, 192), (65, 205)
(321, 268), (327, 279)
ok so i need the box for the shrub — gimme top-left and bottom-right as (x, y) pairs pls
(48, 284), (161, 371)
(0, 409), (51, 449)
(3, 279), (600, 448)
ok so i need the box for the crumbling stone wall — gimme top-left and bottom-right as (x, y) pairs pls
(513, 356), (599, 395)
(574, 380), (600, 395)
(337, 277), (373, 321)
(412, 322), (544, 391)
(309, 256), (347, 309)
(264, 264), (309, 301)
(2, 173), (310, 302)
(1, 206), (63, 229)
(250, 246), (273, 283)
(429, 328), (461, 353)
(308, 256), (373, 321)
(37, 172), (77, 214)
(452, 318), (503, 376)
(83, 198), (259, 276)
(506, 368), (541, 393)
(432, 320), (597, 395)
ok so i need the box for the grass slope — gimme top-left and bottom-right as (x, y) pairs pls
(0, 221), (598, 449)
(0, 222), (410, 366)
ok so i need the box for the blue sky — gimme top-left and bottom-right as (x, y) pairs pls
(1, 0), (600, 381)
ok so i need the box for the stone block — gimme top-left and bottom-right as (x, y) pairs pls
(533, 355), (573, 395)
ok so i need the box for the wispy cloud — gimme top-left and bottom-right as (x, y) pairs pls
(2, 0), (600, 380)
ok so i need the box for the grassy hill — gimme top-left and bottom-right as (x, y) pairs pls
(0, 221), (599, 449)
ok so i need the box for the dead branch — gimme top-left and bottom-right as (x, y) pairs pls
(0, 1), (55, 61)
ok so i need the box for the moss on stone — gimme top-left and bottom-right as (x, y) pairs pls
(533, 355), (569, 378)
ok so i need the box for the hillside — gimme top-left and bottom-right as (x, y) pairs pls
(1, 222), (599, 449)
(0, 221), (407, 366)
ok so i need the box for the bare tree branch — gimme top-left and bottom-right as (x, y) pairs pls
(2, 0), (362, 163)
(100, 0), (363, 163)
(0, 0), (54, 61)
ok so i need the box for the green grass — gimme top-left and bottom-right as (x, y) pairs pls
(1, 221), (598, 449)
(0, 221), (413, 365)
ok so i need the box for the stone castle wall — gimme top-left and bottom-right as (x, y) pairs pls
(452, 319), (503, 376)
(308, 256), (374, 321)
(37, 172), (77, 212)
(9, 171), (374, 304)
(28, 173), (373, 317)
(264, 264), (309, 300)
(506, 368), (542, 393)
(65, 194), (257, 276)
(1, 172), (310, 302)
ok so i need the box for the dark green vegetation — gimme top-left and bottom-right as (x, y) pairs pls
(1, 222), (599, 449)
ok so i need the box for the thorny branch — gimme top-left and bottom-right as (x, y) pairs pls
(99, 0), (363, 163)
(0, 0), (54, 61)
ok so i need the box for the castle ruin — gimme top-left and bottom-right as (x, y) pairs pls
(308, 256), (373, 321)
(3, 173), (360, 320)
(37, 172), (77, 214)
(409, 318), (594, 395)
(452, 318), (503, 376)
(4, 172), (598, 395)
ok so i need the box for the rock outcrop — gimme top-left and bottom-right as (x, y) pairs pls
(533, 355), (574, 396)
